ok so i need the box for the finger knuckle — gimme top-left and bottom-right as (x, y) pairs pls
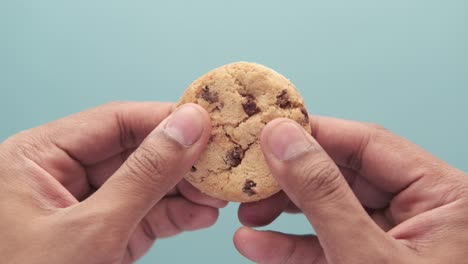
(281, 238), (297, 264)
(11, 134), (48, 162)
(367, 122), (389, 133)
(16, 140), (40, 159)
(165, 203), (184, 234)
(126, 144), (170, 185)
(297, 160), (345, 202)
(346, 129), (371, 172)
(141, 217), (158, 241)
(115, 111), (138, 149)
(104, 100), (130, 108)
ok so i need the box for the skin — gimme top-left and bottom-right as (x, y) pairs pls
(235, 116), (468, 264)
(2, 102), (468, 263)
(0, 102), (227, 264)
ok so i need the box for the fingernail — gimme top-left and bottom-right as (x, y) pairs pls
(268, 120), (313, 161)
(164, 104), (204, 146)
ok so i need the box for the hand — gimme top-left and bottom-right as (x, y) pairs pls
(235, 117), (468, 263)
(0, 102), (226, 264)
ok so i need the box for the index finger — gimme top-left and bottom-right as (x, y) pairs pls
(311, 115), (454, 193)
(32, 101), (174, 165)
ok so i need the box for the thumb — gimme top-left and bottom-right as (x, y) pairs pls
(260, 118), (395, 263)
(83, 103), (211, 226)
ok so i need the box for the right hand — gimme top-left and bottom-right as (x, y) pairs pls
(235, 116), (468, 264)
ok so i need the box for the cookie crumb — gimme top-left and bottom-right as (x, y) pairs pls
(242, 95), (260, 116)
(242, 180), (257, 196)
(276, 89), (291, 108)
(200, 86), (218, 103)
(227, 147), (244, 167)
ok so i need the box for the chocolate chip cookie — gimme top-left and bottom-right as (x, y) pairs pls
(179, 62), (311, 202)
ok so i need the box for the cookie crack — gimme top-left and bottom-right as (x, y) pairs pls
(244, 140), (256, 154)
(222, 125), (241, 147)
(222, 125), (257, 151)
(207, 167), (232, 187)
(221, 125), (258, 170)
(234, 116), (250, 129)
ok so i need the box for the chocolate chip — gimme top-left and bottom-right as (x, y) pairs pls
(301, 107), (309, 122)
(200, 86), (218, 103)
(242, 180), (257, 196)
(242, 94), (260, 116)
(191, 166), (197, 172)
(227, 146), (244, 167)
(276, 89), (291, 108)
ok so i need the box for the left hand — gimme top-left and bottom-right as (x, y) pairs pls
(0, 102), (226, 263)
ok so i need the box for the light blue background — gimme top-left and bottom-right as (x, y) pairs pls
(1, 1), (467, 263)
